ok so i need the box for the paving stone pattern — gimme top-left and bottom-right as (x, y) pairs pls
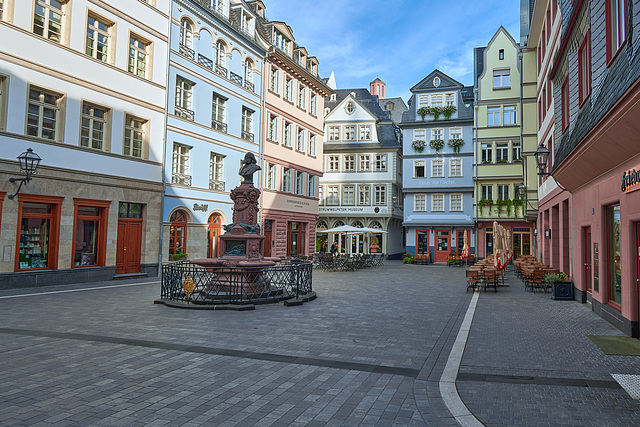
(0, 263), (639, 426)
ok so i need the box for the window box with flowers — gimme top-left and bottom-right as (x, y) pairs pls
(495, 199), (512, 217)
(442, 105), (457, 119)
(429, 139), (445, 153)
(417, 106), (442, 120)
(448, 138), (464, 153)
(412, 140), (426, 153)
(478, 199), (493, 214)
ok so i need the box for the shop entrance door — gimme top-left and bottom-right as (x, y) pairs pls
(434, 230), (450, 263)
(115, 219), (142, 274)
(207, 213), (221, 258)
(287, 222), (304, 257)
(263, 220), (273, 257)
(584, 227), (592, 293)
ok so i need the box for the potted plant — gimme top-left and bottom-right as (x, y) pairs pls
(171, 253), (188, 261)
(448, 138), (464, 153)
(545, 272), (573, 300)
(442, 105), (457, 119)
(429, 139), (445, 153)
(412, 140), (426, 153)
(403, 253), (415, 264)
(416, 107), (429, 120)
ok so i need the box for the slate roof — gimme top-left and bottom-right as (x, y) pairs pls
(474, 47), (486, 84)
(378, 97), (408, 125)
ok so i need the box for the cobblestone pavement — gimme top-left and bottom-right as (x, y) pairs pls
(0, 262), (639, 426)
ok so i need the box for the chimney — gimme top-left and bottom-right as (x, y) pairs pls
(370, 77), (385, 99)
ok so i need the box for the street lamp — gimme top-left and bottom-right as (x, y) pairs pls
(535, 144), (550, 176)
(7, 148), (41, 200)
(515, 182), (527, 201)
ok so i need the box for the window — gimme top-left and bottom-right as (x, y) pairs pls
(0, 0), (4, 20)
(450, 194), (462, 211)
(268, 114), (279, 141)
(608, 204), (621, 305)
(481, 185), (493, 200)
(344, 155), (355, 171)
(0, 75), (6, 131)
(244, 60), (254, 89)
(414, 128), (426, 141)
(432, 128), (443, 140)
(209, 152), (224, 191)
(266, 163), (277, 190)
(86, 14), (111, 62)
(308, 134), (317, 156)
(169, 210), (187, 255)
(33, 0), (66, 43)
(431, 94), (443, 108)
(418, 95), (429, 108)
(561, 76), (569, 132)
(496, 143), (509, 163)
(499, 49), (504, 60)
(283, 121), (293, 147)
(27, 86), (62, 141)
(512, 142), (522, 162)
(73, 201), (109, 267)
(281, 167), (292, 192)
(360, 154), (370, 171)
(359, 125), (371, 140)
(374, 185), (386, 205)
(124, 115), (145, 158)
(450, 127), (462, 140)
(493, 69), (510, 88)
(269, 67), (280, 93)
(358, 185), (370, 205)
(342, 185), (355, 205)
(503, 106), (516, 125)
(344, 125), (355, 141)
(295, 128), (305, 152)
(295, 171), (305, 195)
(17, 196), (63, 271)
(481, 143), (492, 163)
(318, 185), (323, 205)
(211, 93), (226, 132)
(216, 41), (226, 69)
(308, 175), (316, 198)
(211, 0), (224, 14)
(285, 76), (294, 102)
(414, 160), (425, 178)
(374, 154), (386, 171)
(298, 84), (307, 109)
(175, 77), (194, 120)
(497, 184), (509, 200)
(432, 194), (444, 211)
(345, 100), (356, 114)
(172, 143), (191, 185)
(310, 94), (317, 116)
(445, 93), (455, 106)
(128, 35), (149, 78)
(328, 155), (339, 172)
(606, 0), (627, 64)
(274, 29), (289, 52)
(414, 194), (427, 211)
(449, 158), (462, 177)
(241, 107), (253, 141)
(579, 31), (591, 105)
(327, 185), (339, 205)
(488, 107), (500, 126)
(431, 159), (444, 177)
(80, 102), (108, 150)
(180, 18), (193, 57)
(328, 125), (340, 141)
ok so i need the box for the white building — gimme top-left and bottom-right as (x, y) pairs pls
(0, 0), (170, 287)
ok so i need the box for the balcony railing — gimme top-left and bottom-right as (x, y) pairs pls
(230, 71), (243, 86)
(212, 119), (227, 133)
(214, 64), (227, 78)
(198, 53), (213, 70)
(175, 106), (194, 121)
(241, 130), (254, 142)
(172, 173), (192, 186)
(245, 80), (255, 92)
(209, 180), (225, 191)
(179, 44), (195, 60)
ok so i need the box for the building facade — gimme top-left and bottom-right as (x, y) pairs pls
(252, 1), (332, 258)
(473, 27), (538, 259)
(400, 70), (476, 262)
(164, 0), (265, 261)
(548, 0), (640, 337)
(319, 86), (404, 258)
(0, 0), (170, 287)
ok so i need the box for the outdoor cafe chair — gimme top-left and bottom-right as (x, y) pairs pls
(466, 270), (481, 292)
(483, 269), (499, 292)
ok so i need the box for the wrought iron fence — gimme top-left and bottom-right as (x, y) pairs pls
(179, 44), (195, 60)
(230, 71), (243, 86)
(214, 64), (227, 78)
(175, 106), (194, 121)
(160, 260), (313, 305)
(198, 53), (213, 70)
(212, 119), (227, 133)
(241, 130), (254, 142)
(172, 173), (192, 186)
(245, 80), (255, 92)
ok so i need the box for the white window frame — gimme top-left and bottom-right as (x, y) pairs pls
(86, 13), (112, 63)
(296, 128), (305, 152)
(209, 152), (225, 191)
(266, 163), (277, 190)
(414, 194), (427, 212)
(328, 155), (340, 172)
(503, 105), (516, 125)
(449, 158), (462, 177)
(449, 127), (462, 140)
(283, 121), (293, 147)
(481, 184), (493, 200)
(481, 143), (493, 163)
(310, 93), (317, 116)
(298, 84), (307, 109)
(308, 175), (317, 198)
(327, 185), (339, 205)
(374, 185), (386, 205)
(432, 194), (444, 212)
(344, 154), (355, 171)
(450, 193), (463, 212)
(497, 184), (510, 201)
(295, 170), (305, 195)
(359, 125), (371, 141)
(308, 134), (317, 156)
(172, 143), (191, 185)
(342, 185), (355, 205)
(26, 86), (62, 141)
(431, 128), (443, 140)
(359, 154), (371, 171)
(124, 114), (146, 158)
(413, 160), (426, 178)
(282, 167), (292, 193)
(211, 92), (226, 132)
(344, 125), (355, 141)
(269, 67), (280, 93)
(488, 106), (501, 126)
(374, 154), (387, 172)
(285, 76), (294, 102)
(358, 184), (371, 205)
(33, 0), (67, 43)
(431, 159), (444, 178)
(128, 34), (149, 78)
(268, 114), (279, 141)
(417, 94), (429, 108)
(496, 143), (509, 163)
(328, 125), (340, 141)
(80, 102), (109, 151)
(493, 69), (510, 89)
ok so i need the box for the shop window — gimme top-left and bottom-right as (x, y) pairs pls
(169, 209), (187, 255)
(608, 204), (621, 306)
(73, 199), (110, 267)
(16, 195), (63, 271)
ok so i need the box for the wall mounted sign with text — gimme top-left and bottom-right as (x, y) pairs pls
(621, 168), (640, 193)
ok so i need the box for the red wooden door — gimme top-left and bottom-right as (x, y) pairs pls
(263, 220), (273, 257)
(584, 227), (592, 292)
(434, 230), (450, 263)
(636, 223), (640, 333)
(116, 219), (142, 274)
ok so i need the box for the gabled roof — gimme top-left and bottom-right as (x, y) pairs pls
(410, 69), (464, 93)
(324, 88), (391, 122)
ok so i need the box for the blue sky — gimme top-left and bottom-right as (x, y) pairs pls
(263, 0), (522, 101)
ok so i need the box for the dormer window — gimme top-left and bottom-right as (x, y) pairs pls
(274, 29), (289, 53)
(212, 0), (224, 15)
(299, 55), (305, 67)
(242, 13), (252, 34)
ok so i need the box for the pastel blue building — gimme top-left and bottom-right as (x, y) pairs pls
(164, 0), (266, 260)
(400, 70), (475, 262)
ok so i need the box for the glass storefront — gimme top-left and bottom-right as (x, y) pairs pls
(19, 202), (52, 270)
(608, 205), (621, 305)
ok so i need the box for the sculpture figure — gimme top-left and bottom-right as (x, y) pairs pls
(238, 152), (261, 184)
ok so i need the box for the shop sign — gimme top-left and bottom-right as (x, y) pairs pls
(193, 203), (208, 212)
(621, 168), (640, 193)
(286, 199), (310, 209)
(319, 206), (388, 214)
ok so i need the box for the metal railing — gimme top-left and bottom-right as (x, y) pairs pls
(179, 44), (195, 60)
(160, 260), (313, 305)
(214, 64), (227, 78)
(172, 173), (192, 186)
(175, 106), (194, 121)
(198, 53), (213, 70)
(230, 71), (243, 86)
(245, 80), (255, 92)
(212, 119), (227, 133)
(241, 130), (254, 142)
(209, 180), (225, 191)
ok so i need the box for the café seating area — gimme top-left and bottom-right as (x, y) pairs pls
(465, 255), (503, 292)
(513, 255), (560, 293)
(313, 253), (384, 271)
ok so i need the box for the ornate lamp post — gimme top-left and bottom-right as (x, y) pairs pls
(535, 144), (550, 176)
(7, 148), (41, 199)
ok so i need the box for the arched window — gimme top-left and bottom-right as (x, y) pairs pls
(207, 213), (222, 258)
(370, 221), (383, 229)
(216, 40), (226, 67)
(334, 221), (344, 227)
(316, 220), (328, 229)
(352, 221), (364, 228)
(169, 210), (187, 255)
(180, 19), (193, 49)
(244, 59), (253, 85)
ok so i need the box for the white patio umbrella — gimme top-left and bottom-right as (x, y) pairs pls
(462, 230), (469, 259)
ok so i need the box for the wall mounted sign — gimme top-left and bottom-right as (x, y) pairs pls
(621, 168), (640, 193)
(193, 203), (208, 212)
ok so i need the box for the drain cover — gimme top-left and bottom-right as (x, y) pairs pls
(611, 374), (640, 399)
